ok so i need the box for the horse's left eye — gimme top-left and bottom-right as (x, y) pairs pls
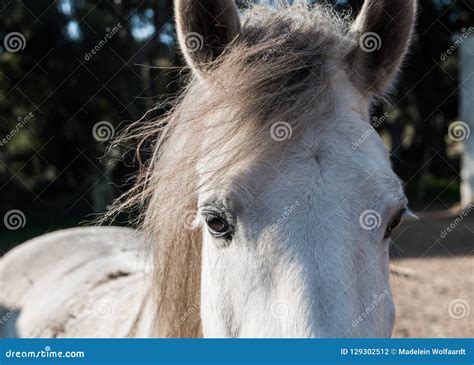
(205, 214), (232, 238)
(384, 211), (404, 239)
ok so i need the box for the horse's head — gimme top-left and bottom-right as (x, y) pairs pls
(151, 0), (416, 338)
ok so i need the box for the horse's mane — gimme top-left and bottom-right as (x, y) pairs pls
(106, 3), (354, 337)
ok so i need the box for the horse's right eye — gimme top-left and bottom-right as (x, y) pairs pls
(205, 214), (233, 238)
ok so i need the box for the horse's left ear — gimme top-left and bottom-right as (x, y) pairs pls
(347, 0), (417, 96)
(174, 0), (241, 76)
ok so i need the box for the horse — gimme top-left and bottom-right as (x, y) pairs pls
(0, 0), (416, 338)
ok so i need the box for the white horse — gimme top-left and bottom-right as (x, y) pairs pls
(0, 0), (416, 338)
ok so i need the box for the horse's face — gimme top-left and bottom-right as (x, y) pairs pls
(175, 0), (416, 338)
(197, 82), (406, 338)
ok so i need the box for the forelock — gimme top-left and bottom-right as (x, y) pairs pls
(193, 3), (355, 129)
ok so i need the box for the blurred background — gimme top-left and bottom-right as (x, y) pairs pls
(0, 0), (473, 337)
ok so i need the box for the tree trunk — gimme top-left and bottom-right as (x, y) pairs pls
(459, 36), (474, 208)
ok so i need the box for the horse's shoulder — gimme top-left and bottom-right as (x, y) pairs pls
(0, 227), (154, 338)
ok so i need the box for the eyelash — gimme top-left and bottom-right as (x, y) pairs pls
(384, 209), (406, 239)
(201, 208), (234, 239)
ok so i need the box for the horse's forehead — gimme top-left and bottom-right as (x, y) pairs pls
(285, 118), (399, 196)
(195, 72), (400, 199)
(212, 131), (396, 200)
(318, 115), (398, 178)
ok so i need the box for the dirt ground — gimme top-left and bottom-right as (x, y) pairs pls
(390, 210), (474, 338)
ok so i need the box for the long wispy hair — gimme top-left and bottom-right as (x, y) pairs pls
(105, 3), (353, 337)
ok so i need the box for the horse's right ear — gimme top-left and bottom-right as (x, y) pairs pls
(347, 0), (417, 96)
(174, 0), (241, 75)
